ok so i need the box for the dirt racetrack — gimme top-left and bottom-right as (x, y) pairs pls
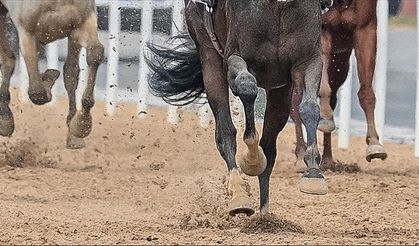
(0, 92), (418, 245)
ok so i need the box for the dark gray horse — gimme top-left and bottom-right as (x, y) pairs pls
(146, 0), (330, 216)
(0, 0), (104, 148)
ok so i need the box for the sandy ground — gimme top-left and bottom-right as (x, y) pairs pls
(0, 92), (418, 245)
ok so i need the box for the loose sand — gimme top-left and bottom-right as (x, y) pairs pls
(0, 92), (418, 244)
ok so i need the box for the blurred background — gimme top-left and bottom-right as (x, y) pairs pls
(4, 0), (418, 144)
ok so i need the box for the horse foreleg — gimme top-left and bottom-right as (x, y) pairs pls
(18, 29), (53, 105)
(69, 13), (104, 139)
(227, 54), (266, 177)
(354, 21), (387, 162)
(295, 55), (328, 195)
(258, 87), (291, 215)
(64, 36), (84, 149)
(202, 49), (254, 217)
(0, 11), (15, 137)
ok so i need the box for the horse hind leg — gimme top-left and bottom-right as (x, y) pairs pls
(64, 37), (84, 149)
(258, 87), (291, 215)
(354, 23), (387, 162)
(69, 13), (104, 140)
(0, 11), (16, 137)
(227, 54), (266, 177)
(202, 49), (254, 216)
(18, 28), (59, 105)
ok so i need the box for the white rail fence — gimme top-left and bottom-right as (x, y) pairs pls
(11, 0), (419, 156)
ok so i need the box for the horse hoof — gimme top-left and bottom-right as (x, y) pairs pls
(41, 69), (60, 89)
(228, 195), (255, 216)
(28, 88), (52, 105)
(66, 134), (86, 149)
(294, 158), (307, 173)
(299, 168), (328, 195)
(239, 146), (267, 176)
(69, 112), (92, 139)
(318, 118), (335, 133)
(366, 144), (387, 162)
(0, 113), (15, 137)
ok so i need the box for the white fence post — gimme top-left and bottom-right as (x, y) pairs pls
(106, 0), (121, 115)
(375, 0), (389, 145)
(46, 42), (59, 104)
(415, 0), (419, 157)
(167, 0), (185, 124)
(17, 53), (29, 103)
(77, 49), (88, 110)
(338, 52), (355, 149)
(137, 0), (153, 117)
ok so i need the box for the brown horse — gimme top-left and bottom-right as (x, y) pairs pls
(0, 0), (104, 148)
(291, 0), (387, 171)
(146, 0), (333, 216)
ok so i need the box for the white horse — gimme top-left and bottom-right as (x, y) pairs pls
(0, 0), (104, 148)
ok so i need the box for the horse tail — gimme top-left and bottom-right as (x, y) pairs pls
(145, 33), (205, 106)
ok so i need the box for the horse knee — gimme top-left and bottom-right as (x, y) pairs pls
(1, 54), (15, 76)
(87, 44), (104, 66)
(82, 97), (95, 111)
(232, 71), (258, 102)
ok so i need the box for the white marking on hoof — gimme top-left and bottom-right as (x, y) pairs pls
(366, 144), (387, 162)
(228, 169), (255, 216)
(299, 177), (328, 195)
(239, 146), (267, 176)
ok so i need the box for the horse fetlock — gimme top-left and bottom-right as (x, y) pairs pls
(304, 145), (321, 169)
(318, 118), (336, 133)
(69, 112), (92, 138)
(366, 144), (387, 162)
(41, 69), (60, 89)
(0, 106), (14, 137)
(234, 72), (258, 101)
(28, 85), (52, 105)
(66, 132), (86, 149)
(239, 146), (267, 176)
(299, 168), (328, 195)
(87, 44), (104, 65)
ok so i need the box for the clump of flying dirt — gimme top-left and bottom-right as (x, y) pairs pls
(322, 160), (361, 173)
(0, 139), (57, 168)
(240, 213), (304, 234)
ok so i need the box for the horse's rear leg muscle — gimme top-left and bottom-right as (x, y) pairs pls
(202, 49), (254, 216)
(354, 21), (387, 162)
(295, 55), (328, 195)
(69, 13), (104, 139)
(258, 87), (291, 215)
(64, 36), (84, 149)
(227, 54), (266, 177)
(0, 12), (15, 137)
(18, 29), (54, 105)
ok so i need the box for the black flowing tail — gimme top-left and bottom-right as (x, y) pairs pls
(145, 34), (205, 106)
